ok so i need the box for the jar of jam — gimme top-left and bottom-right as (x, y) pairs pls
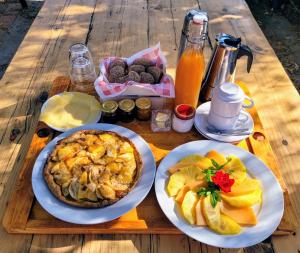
(135, 97), (151, 121)
(100, 100), (118, 123)
(172, 104), (195, 133)
(118, 99), (135, 122)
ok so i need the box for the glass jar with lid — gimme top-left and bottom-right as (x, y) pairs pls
(118, 99), (135, 122)
(100, 100), (119, 123)
(135, 97), (152, 121)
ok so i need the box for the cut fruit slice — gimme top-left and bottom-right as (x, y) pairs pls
(202, 195), (221, 230)
(168, 155), (212, 174)
(220, 201), (257, 225)
(167, 166), (204, 197)
(222, 155), (247, 183)
(195, 197), (206, 226)
(205, 150), (227, 165)
(180, 154), (206, 163)
(203, 196), (241, 234)
(221, 188), (262, 208)
(228, 177), (261, 196)
(166, 172), (186, 197)
(175, 185), (190, 204)
(181, 190), (198, 225)
(218, 214), (242, 235)
(175, 180), (206, 203)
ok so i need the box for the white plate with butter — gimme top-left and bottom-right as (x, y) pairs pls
(40, 92), (101, 132)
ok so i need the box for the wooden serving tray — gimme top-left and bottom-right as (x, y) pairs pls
(2, 77), (298, 235)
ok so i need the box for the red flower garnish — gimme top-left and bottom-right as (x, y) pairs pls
(211, 171), (235, 193)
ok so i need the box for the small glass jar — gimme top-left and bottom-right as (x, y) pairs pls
(172, 104), (195, 133)
(151, 109), (172, 132)
(135, 97), (152, 121)
(100, 100), (119, 123)
(118, 99), (135, 122)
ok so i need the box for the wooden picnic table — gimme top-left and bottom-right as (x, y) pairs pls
(0, 0), (299, 252)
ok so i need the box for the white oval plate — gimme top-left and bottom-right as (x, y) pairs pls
(155, 140), (284, 248)
(32, 123), (156, 224)
(40, 92), (102, 132)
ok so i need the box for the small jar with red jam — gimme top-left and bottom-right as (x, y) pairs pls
(172, 104), (195, 133)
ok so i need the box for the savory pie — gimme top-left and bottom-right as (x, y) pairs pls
(44, 130), (142, 208)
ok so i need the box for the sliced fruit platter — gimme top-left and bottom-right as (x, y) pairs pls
(167, 151), (262, 235)
(155, 140), (284, 248)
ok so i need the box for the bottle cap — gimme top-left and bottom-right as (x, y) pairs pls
(119, 99), (135, 112)
(136, 97), (151, 110)
(101, 100), (118, 113)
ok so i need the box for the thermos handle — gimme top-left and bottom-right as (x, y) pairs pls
(237, 44), (253, 73)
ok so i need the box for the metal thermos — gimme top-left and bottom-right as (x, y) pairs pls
(199, 33), (253, 102)
(177, 9), (208, 61)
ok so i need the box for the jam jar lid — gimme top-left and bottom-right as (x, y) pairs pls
(174, 104), (195, 120)
(119, 99), (135, 112)
(101, 100), (118, 113)
(136, 97), (151, 109)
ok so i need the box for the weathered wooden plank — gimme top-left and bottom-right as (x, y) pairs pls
(29, 234), (83, 253)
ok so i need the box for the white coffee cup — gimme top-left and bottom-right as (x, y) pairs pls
(208, 82), (254, 130)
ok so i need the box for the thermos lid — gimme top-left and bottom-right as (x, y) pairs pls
(192, 14), (208, 24)
(217, 83), (244, 102)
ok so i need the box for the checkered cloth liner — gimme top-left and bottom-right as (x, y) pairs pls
(94, 43), (175, 99)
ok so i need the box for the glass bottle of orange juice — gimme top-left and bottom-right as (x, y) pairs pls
(175, 14), (208, 108)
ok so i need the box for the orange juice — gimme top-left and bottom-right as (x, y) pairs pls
(175, 47), (205, 108)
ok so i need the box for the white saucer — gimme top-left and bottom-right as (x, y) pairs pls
(194, 102), (254, 143)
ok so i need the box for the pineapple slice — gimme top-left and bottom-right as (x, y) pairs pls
(167, 166), (204, 197)
(222, 155), (247, 183)
(181, 190), (198, 225)
(168, 155), (212, 174)
(228, 177), (261, 196)
(202, 196), (241, 235)
(221, 188), (262, 208)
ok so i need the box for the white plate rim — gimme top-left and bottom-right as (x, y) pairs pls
(40, 92), (102, 132)
(155, 140), (284, 248)
(32, 123), (156, 224)
(194, 102), (254, 143)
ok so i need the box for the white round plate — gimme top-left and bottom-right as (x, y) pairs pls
(194, 102), (254, 143)
(155, 140), (284, 248)
(32, 123), (156, 224)
(40, 92), (102, 132)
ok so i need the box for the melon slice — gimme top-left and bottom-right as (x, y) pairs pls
(221, 188), (262, 208)
(175, 180), (206, 204)
(205, 150), (227, 165)
(195, 197), (206, 226)
(220, 201), (257, 225)
(175, 185), (190, 204)
(181, 191), (198, 225)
